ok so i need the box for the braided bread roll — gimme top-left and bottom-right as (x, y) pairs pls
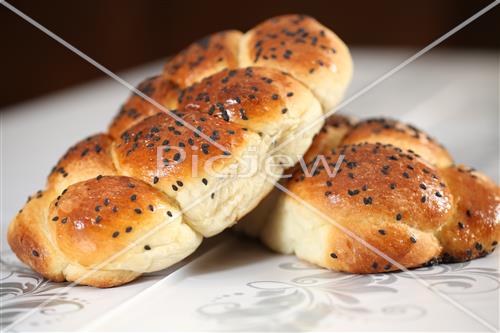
(248, 116), (499, 273)
(8, 15), (353, 287)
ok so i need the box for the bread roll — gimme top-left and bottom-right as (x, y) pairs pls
(8, 15), (352, 287)
(250, 116), (499, 273)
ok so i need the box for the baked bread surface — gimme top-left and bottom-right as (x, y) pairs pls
(8, 15), (352, 287)
(251, 115), (499, 273)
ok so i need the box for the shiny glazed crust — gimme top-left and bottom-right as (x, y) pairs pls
(239, 15), (353, 111)
(254, 115), (499, 273)
(8, 15), (352, 287)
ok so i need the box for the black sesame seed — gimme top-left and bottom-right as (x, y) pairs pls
(281, 108), (288, 114)
(419, 183), (427, 190)
(363, 197), (373, 205)
(346, 161), (357, 169)
(125, 226), (133, 233)
(167, 211), (173, 217)
(421, 196), (427, 203)
(458, 222), (465, 229)
(112, 206), (118, 213)
(104, 198), (110, 206)
(402, 172), (410, 179)
(95, 215), (102, 223)
(435, 191), (442, 197)
(52, 216), (59, 221)
(475, 242), (483, 251)
(384, 264), (392, 270)
(144, 245), (151, 250)
(347, 189), (359, 196)
(371, 262), (378, 269)
(32, 250), (39, 257)
(176, 180), (184, 187)
(492, 241), (498, 246)
(330, 253), (338, 259)
(410, 236), (417, 243)
(466, 209), (472, 217)
(112, 231), (120, 238)
(172, 184), (178, 191)
(220, 109), (230, 121)
(134, 208), (142, 214)
(287, 92), (294, 97)
(396, 213), (402, 221)
(96, 175), (103, 180)
(378, 229), (386, 235)
(130, 194), (137, 201)
(153, 176), (159, 184)
(148, 204), (154, 212)
(272, 94), (279, 100)
(61, 217), (68, 224)
(202, 178), (208, 185)
(390, 183), (396, 190)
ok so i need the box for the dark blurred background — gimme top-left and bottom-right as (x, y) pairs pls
(0, 0), (498, 108)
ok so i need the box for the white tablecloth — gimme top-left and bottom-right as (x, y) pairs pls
(1, 48), (499, 331)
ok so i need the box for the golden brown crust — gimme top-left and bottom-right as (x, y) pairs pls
(239, 14), (352, 110)
(7, 191), (67, 282)
(321, 218), (441, 273)
(112, 111), (249, 192)
(177, 67), (313, 136)
(261, 116), (499, 273)
(108, 76), (179, 139)
(163, 30), (242, 88)
(48, 176), (179, 268)
(341, 118), (453, 168)
(8, 14), (353, 287)
(47, 134), (117, 195)
(178, 67), (287, 126)
(437, 165), (500, 261)
(290, 143), (453, 232)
